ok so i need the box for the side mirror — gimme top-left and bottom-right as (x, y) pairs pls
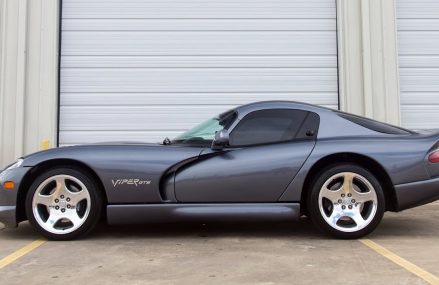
(211, 130), (229, 150)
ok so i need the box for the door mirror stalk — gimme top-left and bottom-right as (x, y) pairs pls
(211, 130), (229, 150)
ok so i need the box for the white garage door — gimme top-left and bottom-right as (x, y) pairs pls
(59, 0), (338, 145)
(397, 0), (439, 129)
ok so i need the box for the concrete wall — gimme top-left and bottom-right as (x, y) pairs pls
(0, 0), (401, 168)
(0, 0), (59, 167)
(338, 0), (401, 125)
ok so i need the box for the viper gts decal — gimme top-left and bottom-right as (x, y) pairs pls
(111, 179), (151, 187)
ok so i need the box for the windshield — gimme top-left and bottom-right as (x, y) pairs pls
(173, 110), (237, 144)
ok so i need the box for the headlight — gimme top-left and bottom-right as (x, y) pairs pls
(3, 158), (24, 172)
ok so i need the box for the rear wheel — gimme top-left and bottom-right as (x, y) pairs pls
(307, 164), (385, 239)
(26, 168), (103, 240)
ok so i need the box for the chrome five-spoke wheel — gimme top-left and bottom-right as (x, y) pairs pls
(26, 168), (103, 240)
(32, 175), (91, 234)
(318, 172), (377, 232)
(308, 164), (385, 239)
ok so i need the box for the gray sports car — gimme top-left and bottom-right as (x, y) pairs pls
(1, 101), (439, 240)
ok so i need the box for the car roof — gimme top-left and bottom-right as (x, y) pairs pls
(235, 100), (334, 116)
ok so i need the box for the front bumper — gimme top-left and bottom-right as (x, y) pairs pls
(0, 167), (31, 227)
(395, 176), (439, 211)
(0, 206), (16, 227)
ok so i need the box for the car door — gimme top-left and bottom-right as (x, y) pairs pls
(174, 109), (319, 202)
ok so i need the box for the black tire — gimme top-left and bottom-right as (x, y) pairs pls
(26, 167), (103, 240)
(307, 164), (385, 239)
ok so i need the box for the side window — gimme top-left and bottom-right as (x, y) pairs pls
(229, 109), (317, 146)
(295, 112), (320, 139)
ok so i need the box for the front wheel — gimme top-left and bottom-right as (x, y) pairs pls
(26, 168), (103, 240)
(307, 164), (385, 239)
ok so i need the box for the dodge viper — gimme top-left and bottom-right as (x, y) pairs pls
(1, 101), (439, 240)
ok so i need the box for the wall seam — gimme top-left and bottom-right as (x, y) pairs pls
(360, 0), (373, 118)
(0, 0), (6, 158)
(391, 0), (402, 124)
(14, 0), (28, 158)
(336, 0), (346, 111)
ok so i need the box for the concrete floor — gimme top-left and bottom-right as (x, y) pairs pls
(0, 202), (438, 285)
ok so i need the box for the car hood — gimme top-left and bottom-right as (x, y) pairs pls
(21, 142), (205, 167)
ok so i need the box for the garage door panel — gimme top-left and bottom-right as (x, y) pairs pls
(399, 56), (439, 68)
(60, 92), (338, 106)
(60, 68), (337, 93)
(398, 32), (439, 54)
(61, 55), (337, 68)
(397, 0), (439, 129)
(62, 0), (335, 19)
(401, 92), (439, 105)
(59, 131), (184, 145)
(63, 19), (336, 31)
(398, 19), (439, 31)
(399, 69), (439, 92)
(59, 0), (338, 145)
(60, 105), (233, 131)
(60, 103), (337, 132)
(401, 106), (439, 129)
(61, 31), (336, 56)
(397, 0), (439, 19)
(59, 101), (337, 145)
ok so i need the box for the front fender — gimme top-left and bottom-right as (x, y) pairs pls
(0, 167), (32, 227)
(20, 144), (203, 204)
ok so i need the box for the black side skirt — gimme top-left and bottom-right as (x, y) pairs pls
(107, 203), (300, 225)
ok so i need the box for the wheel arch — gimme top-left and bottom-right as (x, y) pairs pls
(16, 158), (107, 223)
(301, 152), (397, 214)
